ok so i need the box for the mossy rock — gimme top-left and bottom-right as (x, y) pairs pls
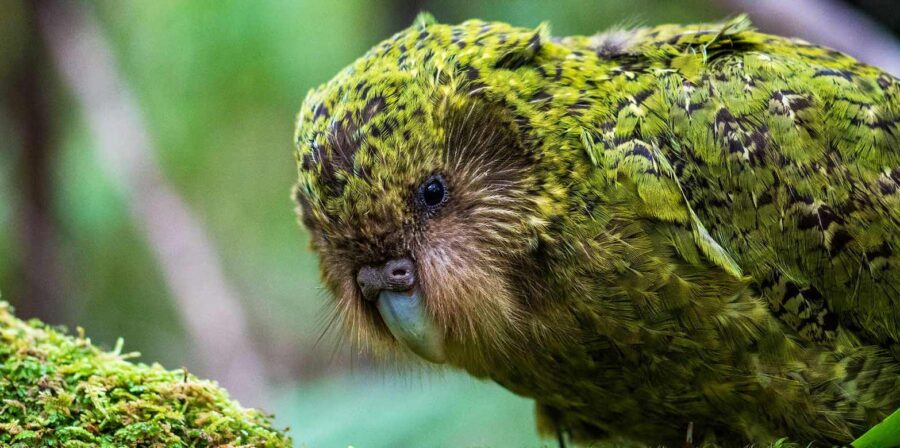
(0, 302), (292, 447)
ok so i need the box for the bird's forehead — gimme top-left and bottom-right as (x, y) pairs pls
(294, 18), (551, 233)
(298, 75), (437, 198)
(295, 17), (544, 185)
(293, 66), (448, 240)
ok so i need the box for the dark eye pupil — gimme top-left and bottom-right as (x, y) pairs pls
(423, 179), (445, 207)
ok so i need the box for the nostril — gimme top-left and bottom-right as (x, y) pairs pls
(384, 258), (415, 290)
(358, 258), (416, 299)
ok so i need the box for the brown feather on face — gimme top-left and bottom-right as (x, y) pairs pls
(417, 102), (542, 358)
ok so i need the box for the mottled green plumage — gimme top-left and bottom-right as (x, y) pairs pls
(294, 15), (899, 446)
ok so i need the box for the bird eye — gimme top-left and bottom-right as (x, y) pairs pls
(418, 175), (448, 211)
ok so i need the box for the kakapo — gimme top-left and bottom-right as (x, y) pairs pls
(292, 15), (900, 446)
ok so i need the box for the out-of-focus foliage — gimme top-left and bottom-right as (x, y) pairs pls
(853, 408), (900, 448)
(0, 1), (721, 446)
(274, 372), (546, 447)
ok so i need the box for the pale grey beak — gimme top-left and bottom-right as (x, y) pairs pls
(376, 288), (446, 363)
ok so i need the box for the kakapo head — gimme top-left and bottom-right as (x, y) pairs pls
(293, 16), (602, 367)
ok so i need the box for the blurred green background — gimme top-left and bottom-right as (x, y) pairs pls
(1, 1), (897, 447)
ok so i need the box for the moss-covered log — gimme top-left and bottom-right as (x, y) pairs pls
(0, 302), (292, 447)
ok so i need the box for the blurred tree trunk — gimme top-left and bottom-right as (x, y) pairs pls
(37, 0), (269, 407)
(717, 0), (900, 76)
(840, 0), (899, 35)
(8, 0), (65, 322)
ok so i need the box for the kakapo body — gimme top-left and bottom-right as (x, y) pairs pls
(293, 15), (900, 446)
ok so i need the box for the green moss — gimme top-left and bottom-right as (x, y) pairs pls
(0, 302), (292, 447)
